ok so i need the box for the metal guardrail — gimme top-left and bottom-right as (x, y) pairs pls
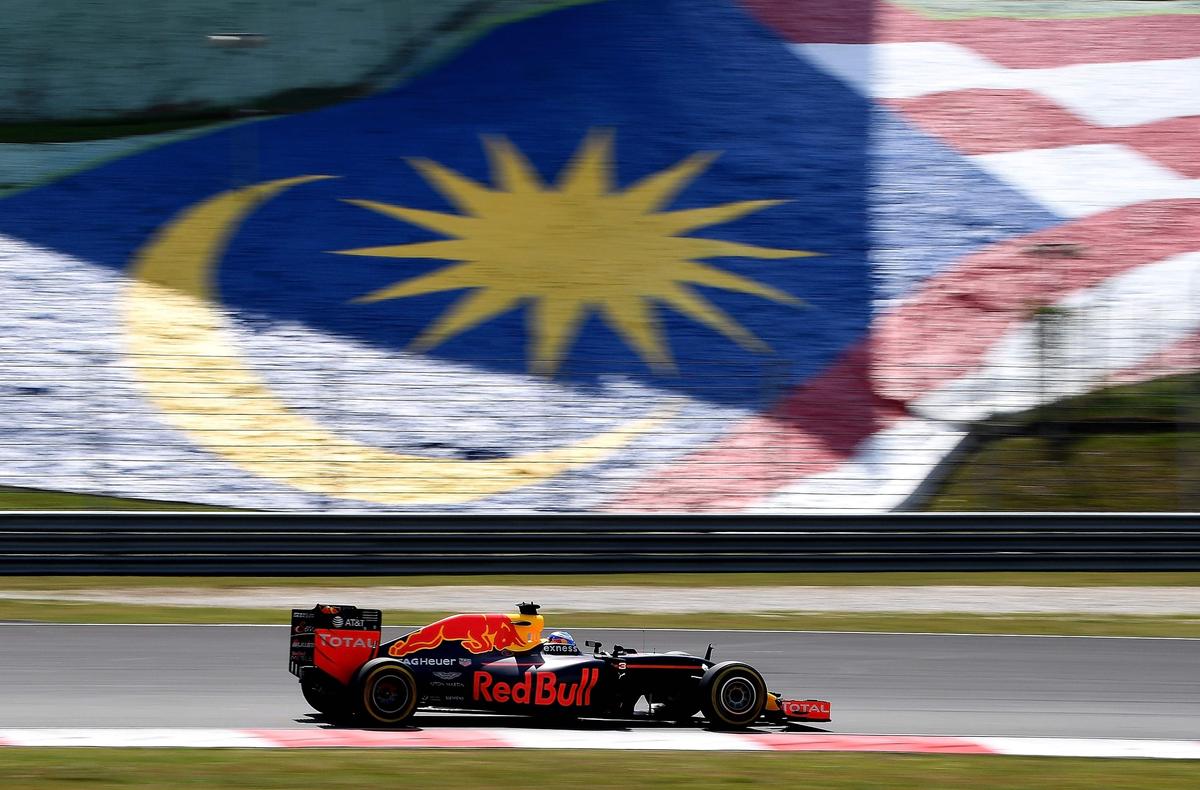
(1, 513), (1198, 574)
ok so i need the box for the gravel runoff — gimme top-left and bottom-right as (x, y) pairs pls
(2, 586), (1200, 615)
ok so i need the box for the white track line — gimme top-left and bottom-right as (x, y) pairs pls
(1, 728), (1198, 758)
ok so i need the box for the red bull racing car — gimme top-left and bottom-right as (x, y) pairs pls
(289, 602), (831, 729)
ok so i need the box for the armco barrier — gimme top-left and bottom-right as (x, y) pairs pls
(1, 513), (1199, 574)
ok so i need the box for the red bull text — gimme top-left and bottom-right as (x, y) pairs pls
(472, 668), (600, 707)
(388, 613), (523, 658)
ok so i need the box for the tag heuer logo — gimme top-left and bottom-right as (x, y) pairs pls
(458, 658), (472, 667)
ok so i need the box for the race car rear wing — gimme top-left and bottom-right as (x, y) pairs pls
(289, 604), (382, 677)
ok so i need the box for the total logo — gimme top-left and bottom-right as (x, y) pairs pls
(782, 699), (831, 718)
(317, 633), (378, 650)
(473, 669), (600, 707)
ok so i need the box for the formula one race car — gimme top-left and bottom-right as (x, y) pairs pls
(288, 602), (831, 729)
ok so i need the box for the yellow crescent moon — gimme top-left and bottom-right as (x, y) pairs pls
(121, 175), (670, 505)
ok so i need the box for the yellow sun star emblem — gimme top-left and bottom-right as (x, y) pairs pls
(336, 130), (820, 375)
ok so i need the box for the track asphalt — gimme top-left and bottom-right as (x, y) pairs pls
(3, 624), (1197, 739)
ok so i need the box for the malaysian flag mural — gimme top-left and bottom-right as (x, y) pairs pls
(0, 0), (1196, 512)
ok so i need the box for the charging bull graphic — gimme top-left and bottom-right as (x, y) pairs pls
(388, 613), (524, 658)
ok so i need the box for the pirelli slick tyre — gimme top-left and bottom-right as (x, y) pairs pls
(356, 659), (419, 726)
(699, 661), (767, 729)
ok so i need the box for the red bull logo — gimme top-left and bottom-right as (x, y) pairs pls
(388, 613), (523, 658)
(473, 668), (600, 707)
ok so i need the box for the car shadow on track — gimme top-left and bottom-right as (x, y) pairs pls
(296, 712), (831, 734)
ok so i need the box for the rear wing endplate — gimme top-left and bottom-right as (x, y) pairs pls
(289, 603), (382, 677)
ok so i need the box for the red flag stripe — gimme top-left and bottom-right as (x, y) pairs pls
(610, 344), (904, 512)
(889, 90), (1200, 178)
(742, 0), (1200, 68)
(872, 199), (1200, 402)
(611, 199), (1200, 512)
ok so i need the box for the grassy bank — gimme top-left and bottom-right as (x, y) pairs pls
(0, 486), (234, 511)
(3, 600), (1198, 638)
(0, 749), (1196, 789)
(926, 373), (1200, 511)
(3, 572), (1197, 636)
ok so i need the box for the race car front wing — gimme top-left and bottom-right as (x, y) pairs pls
(779, 698), (832, 723)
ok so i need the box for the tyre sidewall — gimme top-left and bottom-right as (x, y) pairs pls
(356, 658), (419, 726)
(699, 661), (766, 729)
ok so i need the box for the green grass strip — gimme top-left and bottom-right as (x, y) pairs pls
(0, 749), (1196, 788)
(923, 372), (1200, 511)
(0, 486), (236, 511)
(4, 600), (1198, 637)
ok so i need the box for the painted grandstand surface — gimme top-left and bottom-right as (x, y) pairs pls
(0, 0), (1196, 511)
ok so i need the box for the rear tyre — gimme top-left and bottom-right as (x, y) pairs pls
(357, 659), (419, 726)
(699, 661), (766, 729)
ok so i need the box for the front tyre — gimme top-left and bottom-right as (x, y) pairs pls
(699, 661), (766, 729)
(356, 659), (419, 726)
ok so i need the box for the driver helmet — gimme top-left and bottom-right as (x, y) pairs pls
(545, 630), (576, 647)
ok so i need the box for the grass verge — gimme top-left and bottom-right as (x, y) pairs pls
(0, 749), (1196, 789)
(3, 600), (1198, 637)
(925, 372), (1200, 511)
(0, 486), (235, 511)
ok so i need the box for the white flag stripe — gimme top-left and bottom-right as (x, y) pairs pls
(795, 41), (1006, 100)
(970, 144), (1200, 218)
(793, 42), (1200, 127)
(747, 251), (1200, 512)
(915, 250), (1200, 424)
(747, 418), (967, 513)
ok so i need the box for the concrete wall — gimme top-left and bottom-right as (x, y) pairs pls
(0, 0), (553, 121)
